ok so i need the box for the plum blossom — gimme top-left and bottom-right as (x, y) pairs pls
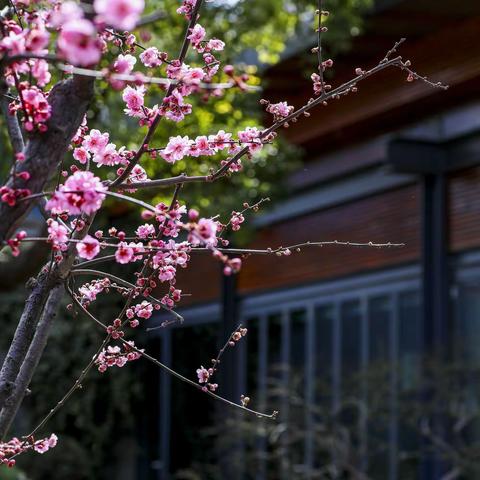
(122, 85), (145, 117)
(187, 24), (206, 47)
(47, 219), (69, 249)
(135, 224), (155, 239)
(135, 301), (153, 319)
(33, 434), (58, 454)
(76, 235), (100, 260)
(113, 54), (136, 74)
(0, 434), (58, 467)
(92, 143), (122, 167)
(196, 366), (210, 383)
(189, 218), (218, 247)
(265, 101), (294, 119)
(160, 89), (192, 122)
(49, 1), (84, 29)
(73, 147), (89, 164)
(82, 129), (109, 154)
(161, 135), (191, 163)
(115, 242), (134, 264)
(95, 342), (143, 373)
(10, 86), (51, 132)
(45, 171), (106, 215)
(31, 59), (51, 87)
(58, 19), (101, 66)
(140, 47), (163, 68)
(94, 0), (145, 31)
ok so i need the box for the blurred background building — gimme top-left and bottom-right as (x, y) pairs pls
(140, 0), (480, 478)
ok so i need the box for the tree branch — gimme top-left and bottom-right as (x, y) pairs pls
(0, 95), (24, 154)
(0, 283), (64, 439)
(0, 271), (57, 412)
(0, 73), (95, 244)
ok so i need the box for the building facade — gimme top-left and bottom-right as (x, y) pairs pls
(141, 1), (480, 478)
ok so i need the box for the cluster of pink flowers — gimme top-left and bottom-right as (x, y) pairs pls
(159, 128), (264, 163)
(0, 19), (49, 56)
(125, 301), (155, 328)
(0, 434), (58, 468)
(94, 0), (144, 31)
(188, 216), (219, 247)
(177, 0), (198, 19)
(152, 240), (190, 284)
(114, 241), (144, 264)
(0, 185), (30, 207)
(122, 85), (146, 118)
(159, 89), (192, 123)
(140, 47), (166, 68)
(9, 85), (51, 132)
(46, 171), (107, 215)
(135, 223), (155, 239)
(58, 18), (102, 67)
(95, 342), (143, 373)
(311, 59), (333, 95)
(229, 211), (245, 231)
(74, 129), (128, 168)
(78, 278), (111, 306)
(47, 219), (69, 251)
(6, 230), (27, 257)
(264, 101), (294, 121)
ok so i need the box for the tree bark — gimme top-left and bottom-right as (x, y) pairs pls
(0, 283), (64, 439)
(0, 74), (94, 244)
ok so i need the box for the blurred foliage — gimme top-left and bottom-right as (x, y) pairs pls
(0, 1), (373, 478)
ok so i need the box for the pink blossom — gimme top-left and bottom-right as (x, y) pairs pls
(158, 265), (176, 283)
(206, 38), (225, 51)
(76, 235), (100, 260)
(49, 1), (84, 29)
(82, 129), (109, 154)
(113, 53), (136, 74)
(140, 47), (162, 68)
(266, 101), (293, 119)
(33, 434), (58, 454)
(0, 31), (26, 56)
(122, 85), (145, 117)
(115, 241), (134, 264)
(94, 0), (145, 31)
(187, 24), (206, 46)
(58, 19), (101, 67)
(161, 135), (191, 163)
(73, 147), (89, 164)
(47, 219), (69, 246)
(45, 171), (106, 215)
(189, 218), (218, 247)
(31, 59), (51, 87)
(135, 301), (153, 319)
(196, 366), (210, 384)
(135, 223), (155, 239)
(93, 143), (121, 167)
